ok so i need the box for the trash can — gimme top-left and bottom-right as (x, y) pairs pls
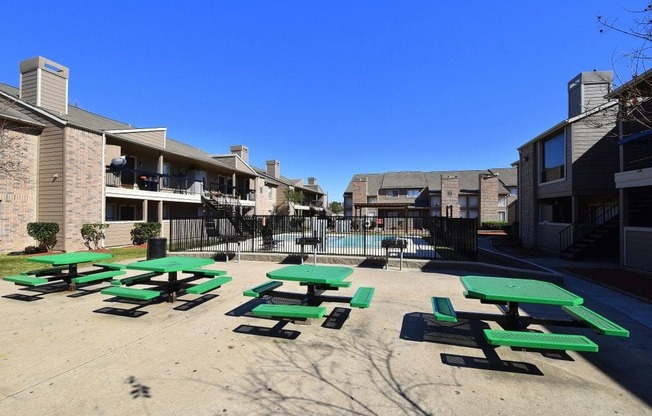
(147, 237), (167, 259)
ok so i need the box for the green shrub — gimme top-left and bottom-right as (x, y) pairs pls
(130, 222), (161, 245)
(26, 222), (59, 252)
(81, 223), (110, 250)
(480, 221), (509, 231)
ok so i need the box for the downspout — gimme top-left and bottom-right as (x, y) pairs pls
(62, 127), (68, 251)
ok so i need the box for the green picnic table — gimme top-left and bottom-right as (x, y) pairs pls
(18, 251), (114, 289)
(266, 264), (354, 284)
(124, 256), (215, 302)
(243, 265), (374, 322)
(461, 275), (583, 323)
(431, 275), (629, 353)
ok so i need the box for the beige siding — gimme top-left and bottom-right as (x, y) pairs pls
(38, 125), (65, 249)
(19, 70), (38, 104)
(40, 70), (67, 115)
(62, 127), (106, 251)
(0, 125), (40, 252)
(104, 222), (137, 247)
(114, 130), (165, 148)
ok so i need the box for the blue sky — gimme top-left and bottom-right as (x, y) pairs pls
(1, 1), (645, 202)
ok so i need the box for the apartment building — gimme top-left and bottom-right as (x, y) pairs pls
(343, 168), (517, 223)
(0, 57), (323, 252)
(516, 71), (620, 256)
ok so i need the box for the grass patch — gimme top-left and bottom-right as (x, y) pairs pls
(0, 246), (147, 277)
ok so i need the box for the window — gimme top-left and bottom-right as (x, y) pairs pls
(459, 195), (478, 218)
(431, 195), (441, 207)
(162, 163), (170, 187)
(407, 189), (420, 198)
(387, 190), (399, 198)
(539, 197), (572, 223)
(498, 195), (508, 207)
(106, 204), (116, 221)
(508, 187), (518, 197)
(541, 133), (565, 183)
(498, 211), (506, 221)
(119, 205), (137, 221)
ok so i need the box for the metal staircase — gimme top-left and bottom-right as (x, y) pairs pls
(559, 197), (619, 260)
(201, 192), (255, 238)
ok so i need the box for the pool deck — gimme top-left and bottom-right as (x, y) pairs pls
(0, 259), (650, 415)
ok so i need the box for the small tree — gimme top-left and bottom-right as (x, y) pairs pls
(328, 201), (343, 214)
(26, 222), (59, 252)
(81, 223), (109, 250)
(284, 188), (302, 204)
(130, 222), (161, 245)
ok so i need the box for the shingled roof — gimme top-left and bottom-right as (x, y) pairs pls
(0, 82), (253, 175)
(345, 168), (517, 195)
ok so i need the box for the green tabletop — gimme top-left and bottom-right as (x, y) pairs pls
(126, 256), (214, 273)
(461, 275), (583, 306)
(28, 251), (113, 265)
(266, 265), (354, 284)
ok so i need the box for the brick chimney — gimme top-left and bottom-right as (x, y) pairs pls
(230, 145), (249, 163)
(567, 71), (613, 117)
(441, 175), (459, 217)
(266, 160), (280, 178)
(19, 57), (69, 116)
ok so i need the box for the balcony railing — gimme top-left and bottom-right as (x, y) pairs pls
(623, 136), (652, 171)
(206, 182), (255, 201)
(105, 168), (203, 195)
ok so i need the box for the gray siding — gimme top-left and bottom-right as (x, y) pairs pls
(624, 228), (652, 272)
(537, 222), (567, 251)
(570, 113), (618, 194)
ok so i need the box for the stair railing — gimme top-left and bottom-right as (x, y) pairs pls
(559, 196), (619, 253)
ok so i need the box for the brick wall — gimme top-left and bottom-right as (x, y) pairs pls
(0, 125), (39, 252)
(62, 127), (105, 251)
(479, 174), (499, 222)
(441, 176), (459, 217)
(518, 144), (537, 247)
(351, 178), (368, 215)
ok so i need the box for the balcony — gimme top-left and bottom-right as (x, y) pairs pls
(623, 136), (652, 171)
(105, 168), (203, 195)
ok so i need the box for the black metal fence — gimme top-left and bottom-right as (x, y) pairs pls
(169, 215), (477, 261)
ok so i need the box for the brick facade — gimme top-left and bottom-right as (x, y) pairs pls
(0, 125), (39, 252)
(518, 144), (536, 247)
(441, 176), (459, 217)
(62, 127), (105, 251)
(479, 174), (499, 222)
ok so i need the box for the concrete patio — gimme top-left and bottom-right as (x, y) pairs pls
(0, 259), (650, 415)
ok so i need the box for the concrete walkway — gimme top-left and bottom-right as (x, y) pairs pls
(0, 256), (650, 415)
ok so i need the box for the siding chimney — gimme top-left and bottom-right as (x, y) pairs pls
(266, 160), (280, 178)
(230, 145), (249, 163)
(308, 177), (316, 186)
(19, 57), (69, 116)
(567, 71), (613, 118)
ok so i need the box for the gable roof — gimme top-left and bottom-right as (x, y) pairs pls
(0, 82), (255, 176)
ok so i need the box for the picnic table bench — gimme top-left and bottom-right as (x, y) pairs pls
(430, 276), (630, 353)
(241, 265), (375, 327)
